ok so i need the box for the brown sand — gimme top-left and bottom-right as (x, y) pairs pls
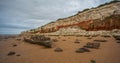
(0, 36), (120, 63)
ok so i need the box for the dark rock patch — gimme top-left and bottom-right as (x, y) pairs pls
(62, 40), (66, 41)
(91, 35), (98, 37)
(76, 47), (90, 53)
(91, 60), (96, 63)
(13, 44), (17, 47)
(74, 39), (80, 43)
(84, 42), (100, 49)
(84, 35), (90, 37)
(52, 39), (58, 42)
(54, 48), (63, 52)
(116, 40), (120, 43)
(7, 51), (16, 56)
(16, 54), (21, 56)
(94, 39), (107, 42)
(102, 35), (111, 38)
(16, 38), (21, 41)
(113, 35), (120, 40)
(87, 37), (92, 39)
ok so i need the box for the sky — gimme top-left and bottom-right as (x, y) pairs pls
(0, 0), (112, 34)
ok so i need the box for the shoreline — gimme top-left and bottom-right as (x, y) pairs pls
(0, 35), (120, 63)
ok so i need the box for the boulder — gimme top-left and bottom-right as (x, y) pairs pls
(94, 39), (107, 42)
(116, 40), (120, 43)
(52, 39), (58, 42)
(76, 47), (90, 53)
(24, 35), (53, 48)
(13, 44), (17, 47)
(74, 39), (80, 43)
(16, 54), (21, 56)
(54, 48), (63, 52)
(91, 60), (96, 63)
(84, 42), (100, 49)
(7, 51), (16, 56)
(113, 35), (120, 40)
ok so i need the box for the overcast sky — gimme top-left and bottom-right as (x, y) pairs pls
(0, 0), (112, 34)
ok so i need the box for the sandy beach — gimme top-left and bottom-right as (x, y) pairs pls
(0, 35), (120, 63)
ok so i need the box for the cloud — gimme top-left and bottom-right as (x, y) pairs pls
(0, 0), (112, 34)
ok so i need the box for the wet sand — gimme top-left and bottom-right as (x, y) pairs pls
(0, 35), (120, 63)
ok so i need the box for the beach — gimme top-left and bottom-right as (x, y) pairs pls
(0, 35), (120, 63)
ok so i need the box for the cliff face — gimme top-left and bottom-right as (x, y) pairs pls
(88, 14), (120, 31)
(27, 1), (120, 34)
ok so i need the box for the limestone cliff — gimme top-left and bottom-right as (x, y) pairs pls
(25, 1), (120, 34)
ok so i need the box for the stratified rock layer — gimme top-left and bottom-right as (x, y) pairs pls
(23, 1), (120, 35)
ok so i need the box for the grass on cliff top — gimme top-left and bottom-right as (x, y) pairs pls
(78, 0), (120, 13)
(98, 0), (120, 7)
(56, 0), (120, 22)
